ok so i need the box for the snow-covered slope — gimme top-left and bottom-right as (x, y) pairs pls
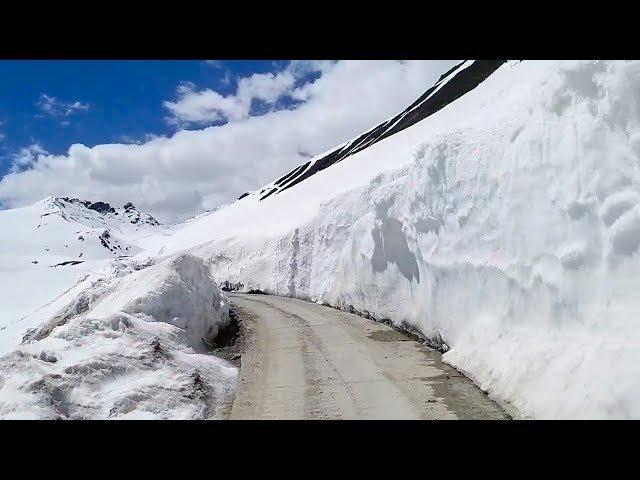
(3, 196), (160, 262)
(143, 60), (640, 419)
(244, 60), (505, 201)
(0, 196), (237, 419)
(3, 60), (640, 419)
(0, 196), (163, 344)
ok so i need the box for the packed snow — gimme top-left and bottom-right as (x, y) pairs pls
(2, 60), (640, 419)
(143, 60), (640, 419)
(0, 253), (237, 419)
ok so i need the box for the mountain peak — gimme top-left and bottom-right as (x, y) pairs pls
(57, 197), (116, 214)
(40, 195), (161, 228)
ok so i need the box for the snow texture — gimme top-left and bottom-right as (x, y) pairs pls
(3, 60), (640, 419)
(150, 60), (640, 419)
(0, 196), (164, 336)
(0, 253), (236, 419)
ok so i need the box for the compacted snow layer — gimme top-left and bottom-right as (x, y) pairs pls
(0, 254), (237, 419)
(152, 60), (640, 419)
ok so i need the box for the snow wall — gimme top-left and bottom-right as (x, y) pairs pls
(170, 60), (640, 419)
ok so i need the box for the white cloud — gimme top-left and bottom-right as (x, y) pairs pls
(0, 120), (4, 141)
(9, 144), (49, 173)
(37, 94), (89, 118)
(164, 82), (248, 124)
(116, 133), (161, 145)
(164, 60), (334, 126)
(1, 61), (458, 222)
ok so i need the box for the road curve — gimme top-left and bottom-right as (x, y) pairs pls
(228, 293), (508, 420)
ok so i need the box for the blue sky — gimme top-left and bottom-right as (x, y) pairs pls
(0, 60), (455, 221)
(0, 60), (293, 175)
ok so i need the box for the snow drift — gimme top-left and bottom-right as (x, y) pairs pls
(0, 253), (237, 419)
(150, 60), (640, 419)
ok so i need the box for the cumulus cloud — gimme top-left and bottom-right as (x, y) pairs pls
(163, 60), (334, 125)
(116, 133), (161, 145)
(0, 60), (458, 223)
(9, 144), (49, 173)
(37, 94), (89, 120)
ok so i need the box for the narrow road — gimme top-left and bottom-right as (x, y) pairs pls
(228, 293), (508, 420)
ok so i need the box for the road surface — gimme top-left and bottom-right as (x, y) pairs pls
(228, 293), (508, 420)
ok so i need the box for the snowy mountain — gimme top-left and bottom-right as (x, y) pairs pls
(0, 197), (233, 420)
(2, 60), (640, 419)
(0, 196), (162, 348)
(5, 195), (161, 263)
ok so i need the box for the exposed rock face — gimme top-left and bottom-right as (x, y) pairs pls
(60, 197), (115, 214)
(246, 60), (506, 201)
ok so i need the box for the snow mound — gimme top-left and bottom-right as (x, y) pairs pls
(155, 60), (640, 419)
(0, 253), (237, 419)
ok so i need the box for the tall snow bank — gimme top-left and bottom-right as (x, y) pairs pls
(0, 254), (237, 419)
(173, 60), (640, 418)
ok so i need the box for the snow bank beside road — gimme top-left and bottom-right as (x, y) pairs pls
(160, 60), (640, 418)
(0, 254), (237, 419)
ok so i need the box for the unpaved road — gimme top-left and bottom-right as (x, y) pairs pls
(228, 293), (508, 420)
